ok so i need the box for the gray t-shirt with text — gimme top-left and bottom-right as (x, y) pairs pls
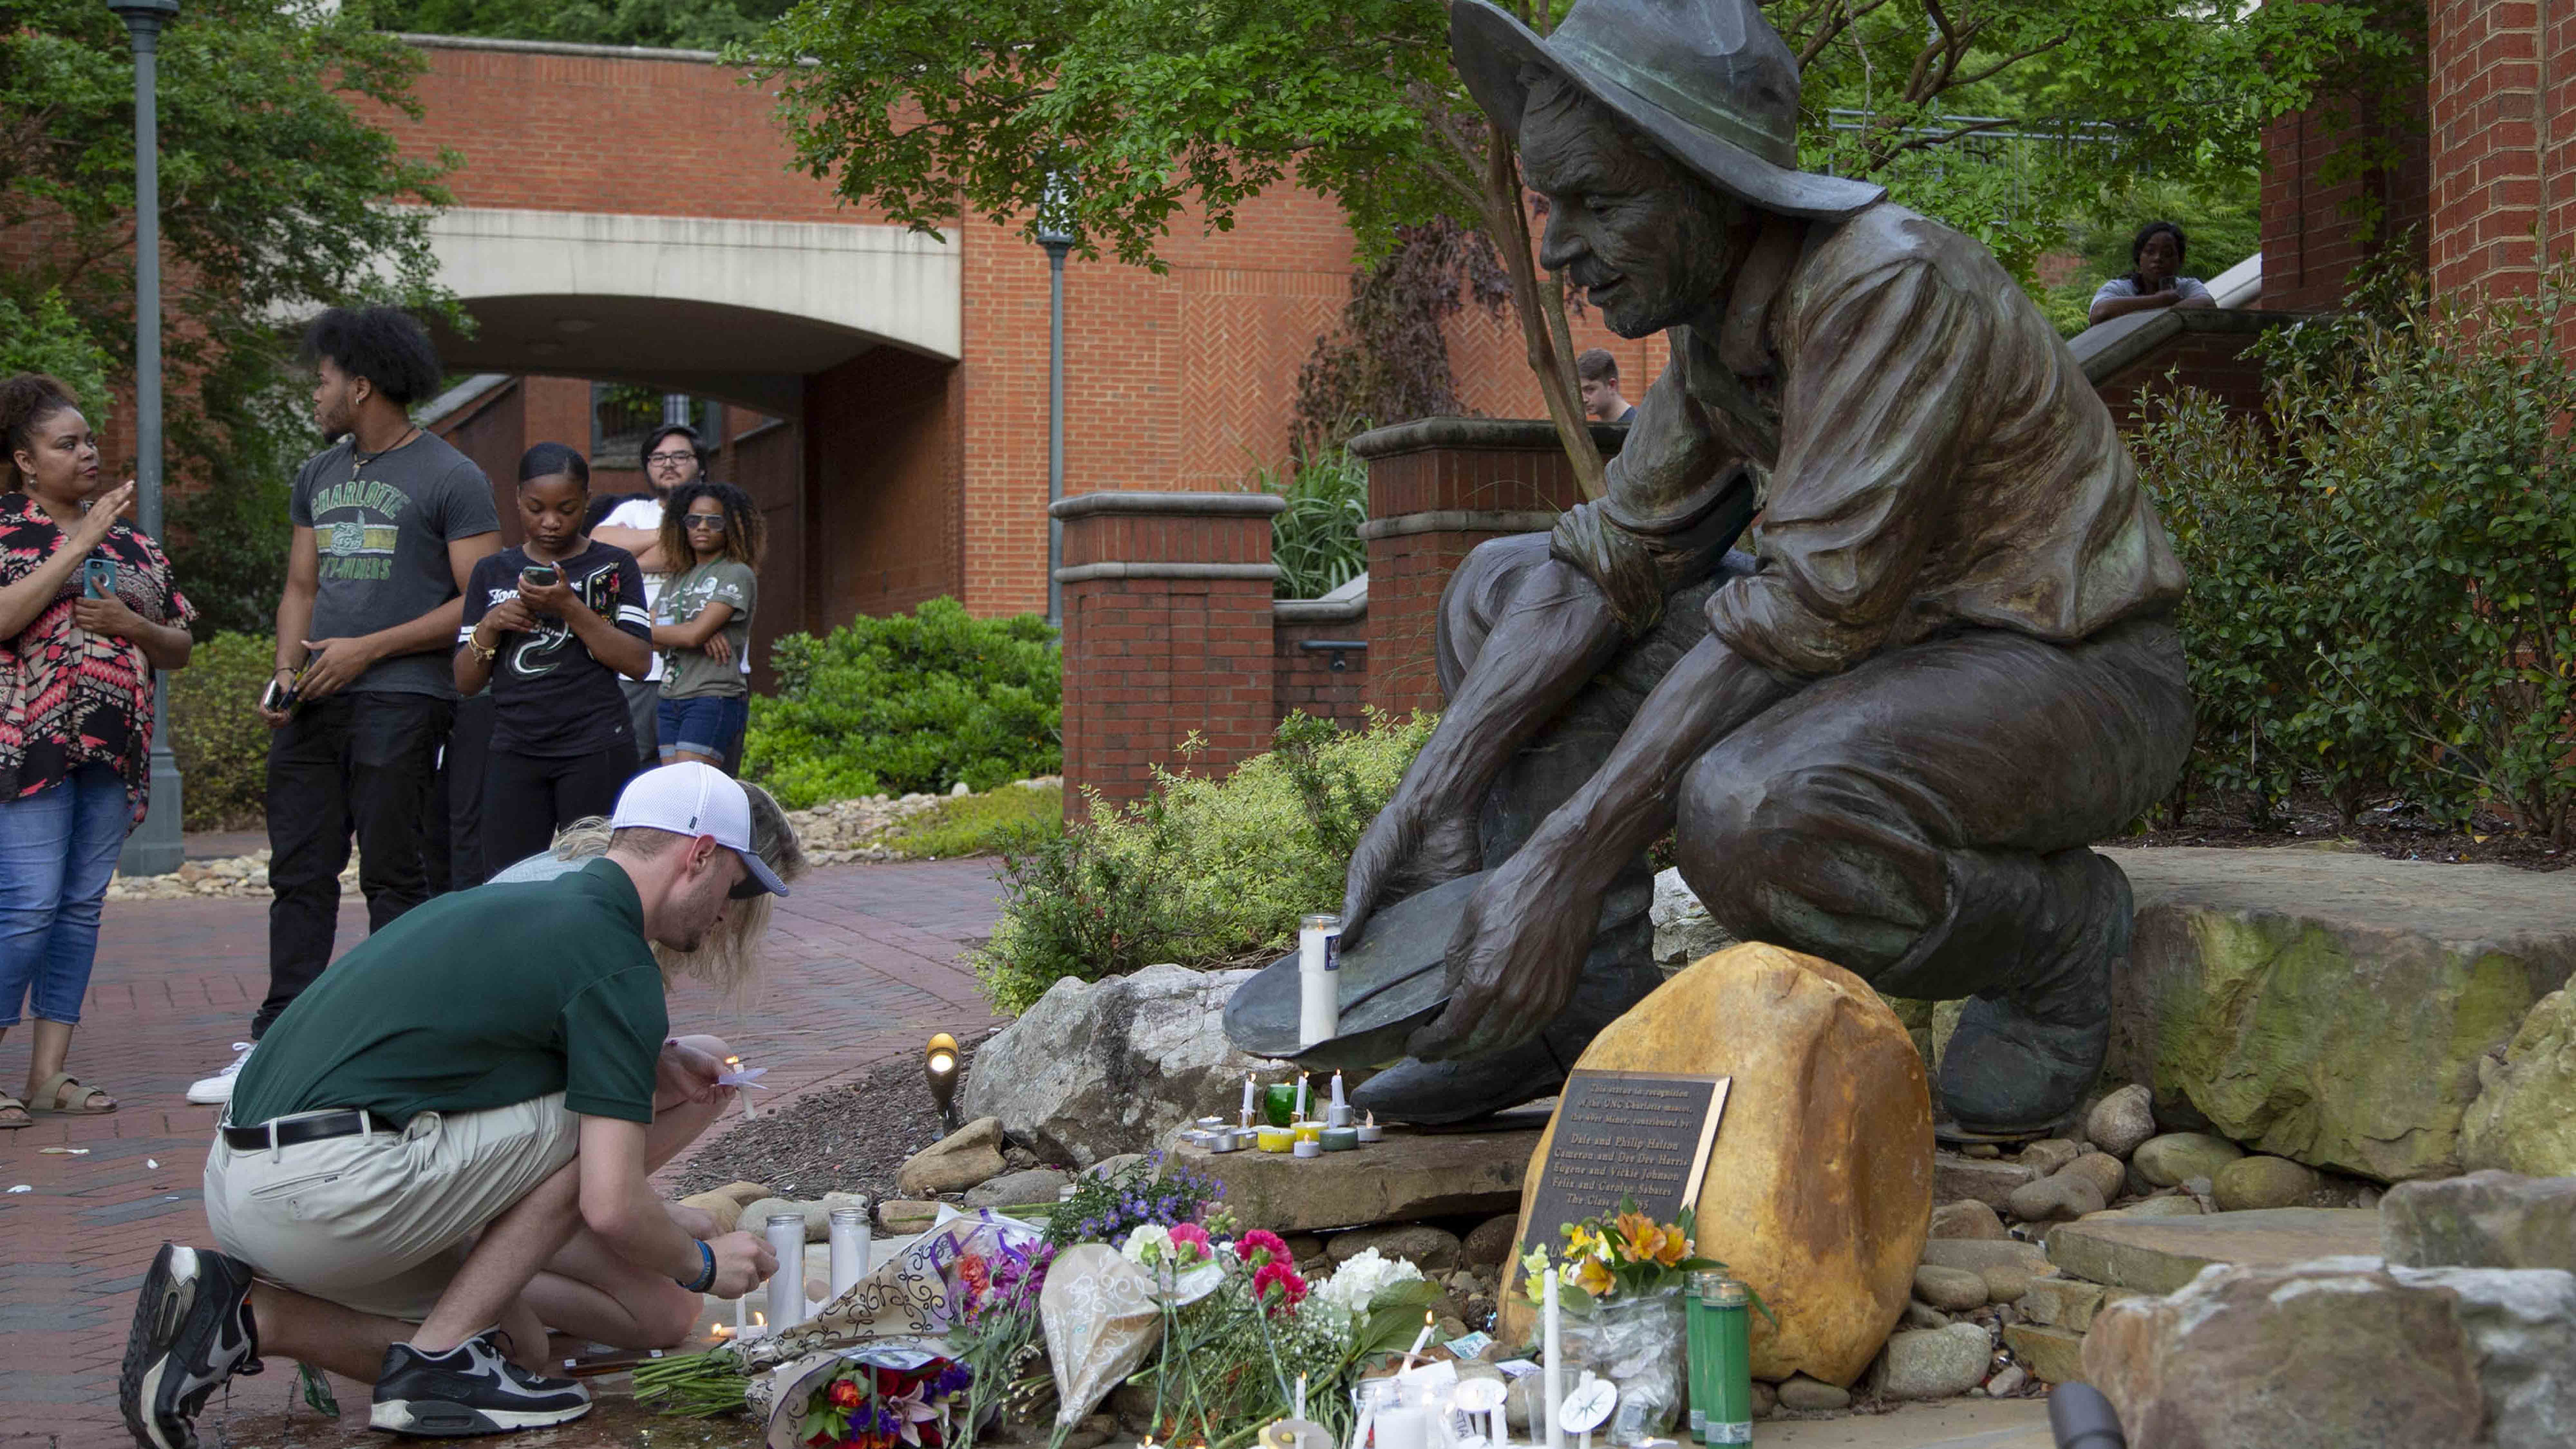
(289, 431), (500, 698)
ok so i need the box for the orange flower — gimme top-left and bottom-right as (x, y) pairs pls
(1573, 1255), (1617, 1298)
(1614, 1212), (1658, 1256)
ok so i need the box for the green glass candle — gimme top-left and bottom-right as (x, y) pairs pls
(1686, 1270), (1716, 1443)
(1264, 1083), (1299, 1128)
(1702, 1276), (1753, 1445)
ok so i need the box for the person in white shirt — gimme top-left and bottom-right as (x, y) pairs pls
(2086, 221), (2215, 326)
(590, 424), (704, 768)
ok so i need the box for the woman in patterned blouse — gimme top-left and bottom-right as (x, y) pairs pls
(0, 375), (195, 1127)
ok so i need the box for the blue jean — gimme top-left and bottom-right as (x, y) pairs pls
(0, 764), (132, 1027)
(657, 695), (748, 765)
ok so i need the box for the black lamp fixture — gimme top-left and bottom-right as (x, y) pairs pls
(925, 1032), (962, 1134)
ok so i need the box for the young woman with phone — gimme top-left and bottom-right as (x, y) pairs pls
(649, 481), (764, 770)
(454, 444), (651, 875)
(0, 374), (195, 1127)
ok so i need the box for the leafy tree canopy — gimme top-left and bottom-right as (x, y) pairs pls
(374, 0), (797, 53)
(2, 0), (454, 632)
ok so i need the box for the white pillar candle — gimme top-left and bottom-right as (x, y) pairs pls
(828, 1206), (872, 1297)
(1377, 1408), (1429, 1449)
(1298, 913), (1341, 1047)
(732, 1294), (748, 1337)
(1542, 1270), (1564, 1449)
(1295, 1073), (1310, 1121)
(765, 1213), (807, 1330)
(1331, 1071), (1347, 1109)
(1295, 1374), (1308, 1422)
(1242, 1072), (1258, 1124)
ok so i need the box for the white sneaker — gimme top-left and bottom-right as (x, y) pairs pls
(185, 1043), (254, 1106)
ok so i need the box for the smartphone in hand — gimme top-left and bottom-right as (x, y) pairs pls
(83, 558), (117, 600)
(520, 563), (560, 590)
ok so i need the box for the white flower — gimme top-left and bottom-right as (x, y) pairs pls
(1303, 1247), (1427, 1335)
(1119, 1223), (1175, 1266)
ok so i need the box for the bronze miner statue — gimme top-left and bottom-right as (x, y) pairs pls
(1329, 0), (2192, 1137)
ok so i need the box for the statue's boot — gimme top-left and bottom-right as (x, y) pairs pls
(1924, 849), (2132, 1139)
(1352, 906), (1659, 1125)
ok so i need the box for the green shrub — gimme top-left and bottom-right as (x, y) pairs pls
(1260, 449), (1369, 600)
(742, 597), (1062, 808)
(165, 631), (273, 829)
(2137, 262), (2576, 841)
(973, 709), (1433, 1014)
(881, 781), (1065, 859)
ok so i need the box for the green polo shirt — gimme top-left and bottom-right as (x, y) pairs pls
(229, 859), (669, 1127)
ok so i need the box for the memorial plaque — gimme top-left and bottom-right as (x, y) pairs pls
(1516, 1069), (1730, 1263)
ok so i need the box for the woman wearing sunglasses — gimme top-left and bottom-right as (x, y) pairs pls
(649, 481), (763, 770)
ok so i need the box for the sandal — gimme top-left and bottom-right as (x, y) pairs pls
(28, 1071), (116, 1115)
(0, 1092), (26, 1128)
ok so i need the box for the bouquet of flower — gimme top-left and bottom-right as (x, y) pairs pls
(797, 1348), (974, 1449)
(1520, 1199), (1736, 1309)
(1045, 1152), (1224, 1248)
(1302, 1247), (1424, 1338)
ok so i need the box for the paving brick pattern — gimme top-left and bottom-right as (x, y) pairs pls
(0, 859), (1003, 1448)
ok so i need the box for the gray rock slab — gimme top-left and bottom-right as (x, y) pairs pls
(2383, 1171), (2576, 1273)
(1919, 1239), (2051, 1276)
(2044, 1207), (2382, 1294)
(1871, 1323), (1994, 1401)
(1933, 1154), (2037, 1211)
(1172, 1124), (1538, 1232)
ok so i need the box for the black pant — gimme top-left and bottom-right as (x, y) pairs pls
(481, 747), (629, 879)
(257, 691), (453, 1038)
(442, 692), (497, 891)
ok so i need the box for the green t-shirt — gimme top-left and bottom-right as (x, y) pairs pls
(658, 559), (755, 700)
(229, 859), (669, 1127)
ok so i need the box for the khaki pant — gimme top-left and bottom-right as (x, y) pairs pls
(205, 1094), (580, 1322)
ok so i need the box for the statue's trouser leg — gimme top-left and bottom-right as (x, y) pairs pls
(1675, 616), (2192, 1133)
(1354, 535), (1742, 1124)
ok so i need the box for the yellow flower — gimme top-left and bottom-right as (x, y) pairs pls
(1566, 1224), (1600, 1257)
(1614, 1211), (1657, 1254)
(1573, 1256), (1617, 1297)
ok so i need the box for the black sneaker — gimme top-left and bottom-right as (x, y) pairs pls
(369, 1331), (592, 1436)
(119, 1242), (265, 1449)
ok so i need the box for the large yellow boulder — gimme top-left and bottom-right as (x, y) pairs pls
(1498, 943), (1932, 1386)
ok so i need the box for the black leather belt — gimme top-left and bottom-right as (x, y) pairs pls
(220, 1110), (384, 1151)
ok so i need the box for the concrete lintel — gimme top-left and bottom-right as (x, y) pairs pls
(2067, 306), (2305, 384)
(1358, 509), (1560, 541)
(1275, 596), (1367, 622)
(1052, 562), (1279, 583)
(1347, 415), (1628, 460)
(1049, 491), (1287, 521)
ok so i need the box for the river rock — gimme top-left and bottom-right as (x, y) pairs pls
(1328, 1224), (1461, 1273)
(957, 963), (1267, 1166)
(2018, 1139), (2082, 1175)
(2212, 1155), (2318, 1211)
(1649, 867), (1738, 971)
(1461, 1214), (1520, 1268)
(896, 1116), (1007, 1196)
(1775, 1375), (1849, 1411)
(2007, 1174), (2105, 1224)
(2383, 1171), (2576, 1273)
(2103, 846), (2576, 1182)
(1929, 1200), (2007, 1240)
(2086, 1085), (2157, 1159)
(876, 1198), (940, 1233)
(2059, 1152), (2128, 1205)
(1901, 1300), (1949, 1330)
(1498, 943), (1931, 1388)
(964, 1168), (1072, 1209)
(1870, 1324), (1993, 1401)
(1980, 1261), (2035, 1304)
(1912, 1265), (1988, 1312)
(2133, 1132), (2243, 1188)
(2460, 987), (2576, 1178)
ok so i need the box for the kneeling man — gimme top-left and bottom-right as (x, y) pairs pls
(121, 762), (788, 1445)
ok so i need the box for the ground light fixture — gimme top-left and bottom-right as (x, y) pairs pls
(926, 1032), (962, 1134)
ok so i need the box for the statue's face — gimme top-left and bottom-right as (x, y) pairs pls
(1521, 76), (1743, 339)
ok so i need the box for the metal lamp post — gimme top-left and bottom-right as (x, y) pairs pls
(1037, 176), (1075, 629)
(111, 0), (185, 877)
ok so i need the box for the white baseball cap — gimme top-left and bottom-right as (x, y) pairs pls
(610, 761), (790, 898)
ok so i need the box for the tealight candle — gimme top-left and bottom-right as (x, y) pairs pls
(1293, 1121), (1324, 1144)
(1357, 1110), (1385, 1144)
(1321, 1126), (1359, 1152)
(1293, 1138), (1321, 1158)
(1256, 1125), (1294, 1153)
(1208, 1127), (1244, 1153)
(1327, 1103), (1353, 1128)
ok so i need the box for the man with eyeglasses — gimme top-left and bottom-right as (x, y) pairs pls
(591, 424), (706, 770)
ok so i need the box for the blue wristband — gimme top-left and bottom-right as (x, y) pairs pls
(680, 1239), (716, 1294)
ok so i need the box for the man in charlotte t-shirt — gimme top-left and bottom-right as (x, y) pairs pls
(591, 422), (706, 767)
(187, 307), (502, 1107)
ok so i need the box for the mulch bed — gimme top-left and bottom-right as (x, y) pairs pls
(673, 1032), (1014, 1202)
(2112, 788), (2567, 871)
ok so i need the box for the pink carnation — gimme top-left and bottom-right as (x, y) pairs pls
(1252, 1260), (1308, 1314)
(1237, 1228), (1291, 1269)
(1167, 1223), (1212, 1261)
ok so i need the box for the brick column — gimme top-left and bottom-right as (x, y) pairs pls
(1348, 419), (1623, 715)
(2429, 0), (2575, 308)
(1052, 491), (1288, 809)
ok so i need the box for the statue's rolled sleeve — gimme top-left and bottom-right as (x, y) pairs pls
(1706, 260), (1982, 678)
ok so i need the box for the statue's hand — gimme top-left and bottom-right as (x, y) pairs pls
(1405, 848), (1598, 1061)
(1343, 801), (1480, 946)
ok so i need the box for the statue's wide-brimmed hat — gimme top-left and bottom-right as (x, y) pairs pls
(1452, 0), (1883, 220)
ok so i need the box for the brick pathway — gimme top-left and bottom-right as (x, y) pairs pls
(0, 859), (1005, 1449)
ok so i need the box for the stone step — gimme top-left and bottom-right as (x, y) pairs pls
(1172, 1123), (1539, 1232)
(2044, 1207), (2383, 1295)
